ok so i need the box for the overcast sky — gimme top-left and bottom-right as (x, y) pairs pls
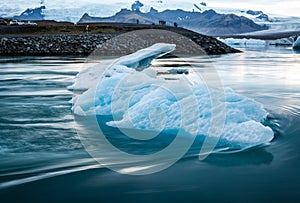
(1, 0), (300, 17)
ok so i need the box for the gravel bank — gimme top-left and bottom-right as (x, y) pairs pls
(0, 28), (240, 56)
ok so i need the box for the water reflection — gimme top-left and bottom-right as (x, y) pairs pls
(202, 148), (274, 167)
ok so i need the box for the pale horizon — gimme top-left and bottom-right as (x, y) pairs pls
(1, 0), (300, 17)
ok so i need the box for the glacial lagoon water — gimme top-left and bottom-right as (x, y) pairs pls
(0, 46), (299, 202)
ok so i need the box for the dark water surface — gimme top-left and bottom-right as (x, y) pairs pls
(0, 46), (299, 202)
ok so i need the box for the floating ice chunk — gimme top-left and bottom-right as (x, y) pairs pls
(71, 60), (114, 91)
(72, 43), (274, 149)
(221, 121), (274, 148)
(219, 38), (266, 47)
(114, 43), (176, 70)
(108, 84), (271, 148)
(73, 43), (176, 116)
(293, 36), (300, 48)
(220, 37), (294, 47)
(267, 37), (293, 46)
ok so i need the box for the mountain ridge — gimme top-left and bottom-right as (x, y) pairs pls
(8, 4), (268, 36)
(13, 6), (45, 21)
(78, 8), (267, 36)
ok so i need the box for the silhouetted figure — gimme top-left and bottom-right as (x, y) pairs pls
(85, 25), (89, 34)
(174, 22), (178, 27)
(159, 20), (166, 26)
(137, 19), (139, 24)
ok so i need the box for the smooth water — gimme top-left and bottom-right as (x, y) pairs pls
(0, 46), (299, 202)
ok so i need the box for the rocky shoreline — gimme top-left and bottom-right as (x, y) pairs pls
(0, 27), (240, 56)
(0, 34), (116, 56)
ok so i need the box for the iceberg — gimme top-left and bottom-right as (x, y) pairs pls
(293, 36), (300, 48)
(220, 37), (294, 47)
(219, 38), (266, 47)
(72, 43), (274, 150)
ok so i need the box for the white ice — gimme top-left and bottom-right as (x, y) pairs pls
(293, 36), (300, 48)
(72, 43), (274, 149)
(219, 37), (294, 47)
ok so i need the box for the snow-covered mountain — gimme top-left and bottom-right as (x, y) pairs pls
(5, 1), (267, 36)
(42, 5), (125, 23)
(13, 6), (45, 21)
(1, 0), (191, 21)
(2, 0), (300, 36)
(78, 8), (267, 36)
(192, 2), (300, 34)
(0, 2), (130, 22)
